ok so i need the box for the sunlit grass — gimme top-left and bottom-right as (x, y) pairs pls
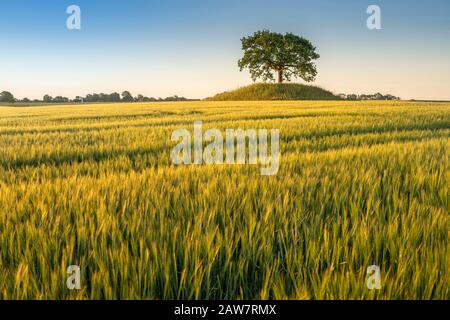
(0, 100), (449, 299)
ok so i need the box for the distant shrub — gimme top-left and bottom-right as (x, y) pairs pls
(339, 93), (401, 101)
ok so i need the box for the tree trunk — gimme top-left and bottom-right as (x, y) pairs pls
(278, 69), (283, 83)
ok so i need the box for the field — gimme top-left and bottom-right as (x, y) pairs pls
(0, 101), (449, 299)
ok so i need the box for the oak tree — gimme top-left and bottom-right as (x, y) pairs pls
(238, 30), (320, 83)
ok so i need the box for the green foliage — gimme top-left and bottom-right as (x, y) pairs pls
(0, 91), (15, 103)
(43, 94), (53, 103)
(1, 91), (191, 105)
(121, 91), (134, 102)
(207, 83), (338, 101)
(0, 101), (449, 299)
(238, 30), (320, 83)
(342, 93), (401, 101)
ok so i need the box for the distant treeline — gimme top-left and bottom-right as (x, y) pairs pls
(0, 90), (192, 104)
(338, 93), (401, 101)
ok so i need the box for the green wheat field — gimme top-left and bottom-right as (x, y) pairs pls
(0, 100), (449, 299)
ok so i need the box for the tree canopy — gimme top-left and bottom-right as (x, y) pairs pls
(121, 91), (134, 102)
(0, 91), (15, 103)
(1, 90), (191, 104)
(238, 30), (320, 83)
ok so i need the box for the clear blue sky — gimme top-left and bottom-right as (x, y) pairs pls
(1, 0), (449, 100)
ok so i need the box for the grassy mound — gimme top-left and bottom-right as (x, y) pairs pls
(207, 83), (339, 101)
